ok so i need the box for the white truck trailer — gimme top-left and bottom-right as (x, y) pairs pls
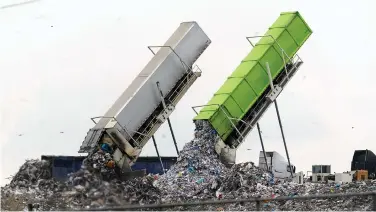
(78, 22), (211, 175)
(258, 151), (296, 180)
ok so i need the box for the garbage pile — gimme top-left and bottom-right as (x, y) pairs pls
(63, 150), (161, 209)
(2, 120), (376, 211)
(6, 159), (55, 190)
(158, 147), (376, 211)
(76, 150), (118, 181)
(146, 120), (376, 211)
(63, 170), (161, 209)
(1, 160), (66, 211)
(1, 151), (162, 210)
(154, 120), (229, 202)
(192, 163), (376, 211)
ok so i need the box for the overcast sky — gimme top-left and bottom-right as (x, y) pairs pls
(1, 0), (376, 186)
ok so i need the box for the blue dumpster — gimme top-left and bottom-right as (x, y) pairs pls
(132, 156), (177, 175)
(41, 155), (177, 181)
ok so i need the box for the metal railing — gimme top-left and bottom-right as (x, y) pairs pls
(72, 191), (376, 211)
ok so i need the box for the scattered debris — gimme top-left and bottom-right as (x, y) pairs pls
(1, 121), (376, 211)
(1, 160), (66, 211)
(154, 120), (229, 202)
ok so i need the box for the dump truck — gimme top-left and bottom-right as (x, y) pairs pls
(258, 151), (296, 179)
(193, 11), (312, 167)
(258, 151), (305, 184)
(78, 11), (312, 178)
(78, 21), (211, 177)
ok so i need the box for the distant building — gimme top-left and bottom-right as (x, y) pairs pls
(335, 172), (354, 183)
(311, 165), (332, 182)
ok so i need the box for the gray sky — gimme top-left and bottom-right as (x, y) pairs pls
(1, 0), (376, 186)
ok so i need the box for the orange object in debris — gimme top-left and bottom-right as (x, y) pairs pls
(355, 170), (368, 181)
(106, 160), (115, 168)
(216, 207), (224, 211)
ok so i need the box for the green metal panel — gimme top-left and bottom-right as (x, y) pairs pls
(194, 11), (312, 142)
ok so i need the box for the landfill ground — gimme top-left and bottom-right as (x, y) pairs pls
(1, 120), (376, 211)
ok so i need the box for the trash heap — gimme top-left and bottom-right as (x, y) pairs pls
(2, 120), (376, 211)
(1, 151), (162, 210)
(63, 169), (160, 209)
(75, 150), (118, 181)
(6, 159), (54, 190)
(1, 159), (66, 211)
(154, 120), (229, 202)
(193, 163), (376, 211)
(153, 120), (376, 211)
(62, 150), (161, 209)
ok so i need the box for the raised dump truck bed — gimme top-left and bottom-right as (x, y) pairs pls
(79, 22), (211, 170)
(193, 12), (312, 163)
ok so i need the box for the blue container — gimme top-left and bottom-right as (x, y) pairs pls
(132, 156), (177, 175)
(41, 155), (86, 181)
(41, 155), (177, 181)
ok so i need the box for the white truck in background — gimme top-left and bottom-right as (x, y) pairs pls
(258, 151), (297, 180)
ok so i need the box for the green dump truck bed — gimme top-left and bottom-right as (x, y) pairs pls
(194, 11), (312, 144)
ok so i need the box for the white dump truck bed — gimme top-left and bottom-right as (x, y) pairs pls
(79, 22), (211, 168)
(259, 151), (296, 179)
